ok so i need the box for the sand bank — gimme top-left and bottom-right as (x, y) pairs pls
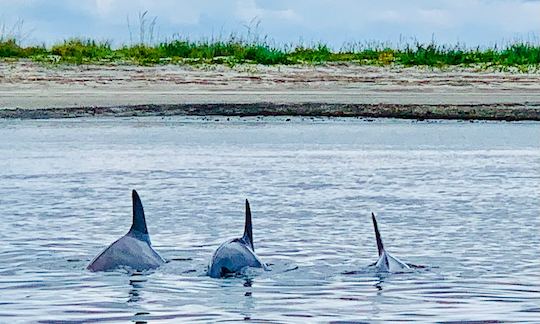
(1, 61), (539, 120)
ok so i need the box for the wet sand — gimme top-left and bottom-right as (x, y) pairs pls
(1, 60), (539, 120)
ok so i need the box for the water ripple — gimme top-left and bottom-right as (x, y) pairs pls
(0, 117), (539, 322)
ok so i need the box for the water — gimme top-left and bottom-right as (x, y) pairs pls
(0, 117), (539, 323)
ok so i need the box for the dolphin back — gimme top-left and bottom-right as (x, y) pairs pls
(371, 212), (411, 272)
(208, 240), (265, 278)
(207, 199), (266, 278)
(375, 251), (411, 272)
(87, 190), (164, 272)
(87, 234), (165, 272)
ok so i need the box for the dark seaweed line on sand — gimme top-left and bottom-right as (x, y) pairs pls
(2, 103), (540, 121)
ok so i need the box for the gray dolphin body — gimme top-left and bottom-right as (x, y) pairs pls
(371, 213), (411, 272)
(87, 190), (165, 272)
(208, 200), (267, 278)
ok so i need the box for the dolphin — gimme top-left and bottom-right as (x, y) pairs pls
(371, 212), (411, 272)
(87, 190), (165, 272)
(207, 200), (267, 278)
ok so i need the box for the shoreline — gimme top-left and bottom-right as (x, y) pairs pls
(2, 61), (540, 121)
(2, 103), (539, 121)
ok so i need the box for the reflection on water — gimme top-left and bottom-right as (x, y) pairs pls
(0, 116), (539, 322)
(128, 273), (147, 303)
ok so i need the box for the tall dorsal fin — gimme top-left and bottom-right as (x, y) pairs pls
(242, 199), (254, 251)
(372, 212), (385, 256)
(129, 190), (149, 236)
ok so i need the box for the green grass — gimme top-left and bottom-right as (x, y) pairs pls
(0, 38), (47, 58)
(50, 39), (116, 64)
(1, 36), (540, 68)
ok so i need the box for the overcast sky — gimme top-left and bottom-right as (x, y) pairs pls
(1, 0), (539, 48)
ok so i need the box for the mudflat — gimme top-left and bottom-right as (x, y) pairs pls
(1, 60), (540, 120)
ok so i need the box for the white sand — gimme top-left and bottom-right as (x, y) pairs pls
(1, 61), (539, 108)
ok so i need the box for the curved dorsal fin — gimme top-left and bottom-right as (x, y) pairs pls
(372, 212), (385, 256)
(129, 190), (149, 236)
(242, 199), (254, 251)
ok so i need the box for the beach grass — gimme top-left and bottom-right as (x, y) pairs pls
(1, 36), (540, 68)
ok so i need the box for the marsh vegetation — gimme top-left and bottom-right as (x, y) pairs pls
(1, 15), (539, 69)
(2, 37), (540, 69)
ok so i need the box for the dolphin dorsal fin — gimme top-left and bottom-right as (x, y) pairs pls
(129, 190), (149, 238)
(242, 199), (254, 251)
(372, 212), (385, 256)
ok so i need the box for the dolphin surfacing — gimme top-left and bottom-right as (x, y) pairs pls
(207, 200), (267, 278)
(371, 212), (411, 272)
(87, 190), (165, 272)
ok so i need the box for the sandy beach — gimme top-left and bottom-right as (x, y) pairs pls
(1, 60), (540, 120)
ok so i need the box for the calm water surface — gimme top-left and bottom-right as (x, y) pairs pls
(0, 117), (539, 323)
